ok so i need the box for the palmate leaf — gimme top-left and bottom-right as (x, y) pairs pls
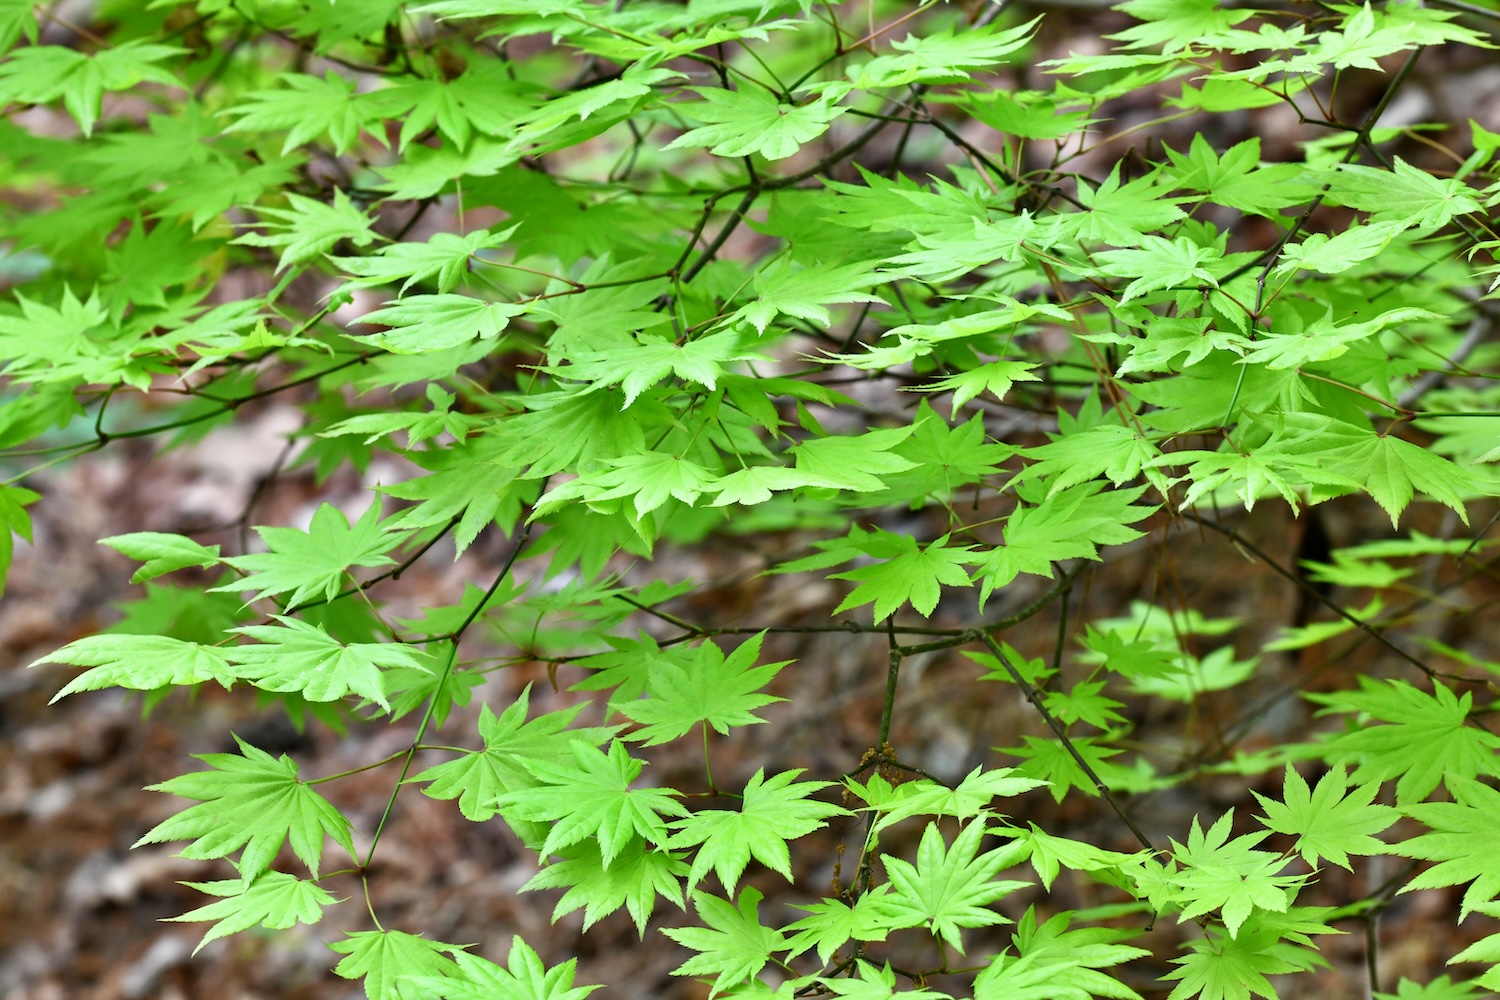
(664, 887), (789, 998)
(496, 740), (688, 866)
(972, 482), (1155, 606)
(378, 435), (528, 554)
(541, 329), (754, 407)
(228, 616), (434, 713)
(867, 766), (1049, 832)
(668, 768), (847, 893)
(137, 735), (356, 883)
(100, 531), (221, 582)
(881, 820), (1031, 953)
(231, 188), (377, 271)
(223, 71), (376, 155)
(850, 18), (1037, 87)
(664, 86), (846, 161)
(332, 227), (516, 294)
(406, 937), (600, 1000)
(356, 293), (529, 353)
(620, 634), (789, 745)
(1095, 235), (1222, 303)
(737, 257), (888, 335)
(329, 929), (461, 1000)
(1252, 765), (1396, 871)
(34, 633), (237, 702)
(914, 359), (1041, 417)
(791, 425), (919, 492)
(831, 531), (977, 622)
(975, 907), (1150, 1000)
(413, 685), (619, 823)
(523, 837), (688, 936)
(168, 870), (338, 954)
(215, 500), (407, 607)
(1307, 678), (1500, 805)
(534, 448), (720, 518)
(821, 960), (955, 999)
(785, 888), (899, 966)
(0, 41), (183, 135)
(1167, 812), (1303, 938)
(1163, 921), (1323, 1000)
(1395, 776), (1500, 918)
(0, 483), (38, 595)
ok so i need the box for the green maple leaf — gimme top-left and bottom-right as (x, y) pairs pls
(227, 616), (432, 713)
(1273, 221), (1402, 277)
(1238, 307), (1436, 372)
(535, 449), (720, 518)
(223, 71), (375, 155)
(329, 929), (460, 1000)
(792, 425), (919, 492)
(136, 735), (356, 883)
(168, 870), (337, 954)
(785, 888), (898, 966)
(821, 959), (955, 999)
(366, 67), (530, 150)
(1307, 677), (1500, 805)
(665, 87), (846, 161)
(523, 837), (688, 936)
(1018, 423), (1164, 495)
(572, 632), (697, 709)
(232, 188), (376, 271)
(333, 227), (515, 294)
(0, 41), (182, 135)
(0, 0), (37, 51)
(668, 768), (847, 892)
(664, 887), (789, 998)
(34, 633), (237, 702)
(1376, 975), (1485, 1000)
(1159, 445), (1307, 513)
(0, 484), (37, 595)
(831, 531), (977, 622)
(881, 820), (1031, 953)
(1395, 775), (1500, 918)
(99, 530), (221, 583)
(1329, 157), (1484, 229)
(1319, 423), (1476, 527)
(406, 936), (600, 1000)
(496, 388), (657, 478)
(620, 634), (788, 746)
(1163, 922), (1318, 1000)
(1012, 823), (1140, 891)
(1003, 734), (1143, 803)
(868, 767), (1048, 832)
(1095, 235), (1222, 303)
(542, 330), (753, 407)
(357, 293), (529, 353)
(497, 740), (687, 866)
(1109, 0), (1250, 51)
(1074, 163), (1186, 245)
(977, 907), (1150, 1000)
(1168, 812), (1303, 938)
(914, 359), (1041, 417)
(413, 684), (618, 823)
(708, 465), (812, 507)
(1253, 765), (1396, 870)
(379, 436), (527, 554)
(881, 402), (1014, 500)
(850, 18), (1036, 87)
(1163, 135), (1312, 216)
(215, 500), (406, 607)
(737, 257), (888, 335)
(973, 483), (1154, 605)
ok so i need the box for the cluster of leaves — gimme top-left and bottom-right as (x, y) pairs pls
(6, 0), (1500, 998)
